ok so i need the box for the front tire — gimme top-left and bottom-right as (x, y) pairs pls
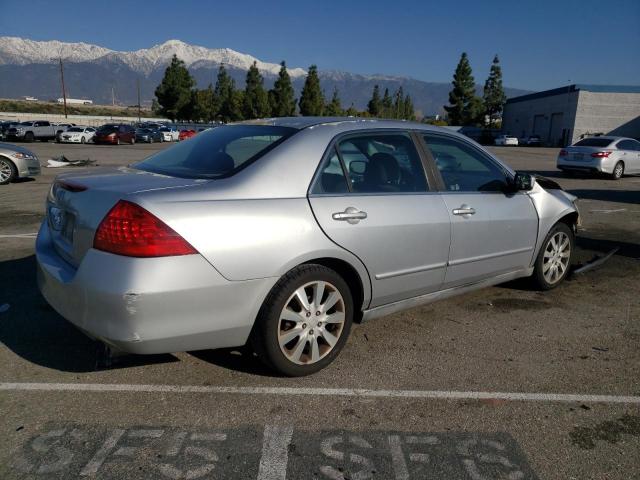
(0, 157), (18, 185)
(611, 161), (624, 180)
(81, 136), (86, 144)
(532, 222), (574, 290)
(251, 264), (354, 376)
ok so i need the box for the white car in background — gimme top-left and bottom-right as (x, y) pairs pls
(159, 126), (179, 142)
(58, 126), (96, 144)
(557, 136), (640, 179)
(495, 135), (519, 146)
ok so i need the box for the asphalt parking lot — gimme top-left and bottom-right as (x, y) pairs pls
(0, 143), (639, 479)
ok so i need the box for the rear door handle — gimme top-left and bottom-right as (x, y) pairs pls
(332, 207), (368, 224)
(452, 205), (476, 216)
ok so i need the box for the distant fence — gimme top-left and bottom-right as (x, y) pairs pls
(0, 111), (169, 127)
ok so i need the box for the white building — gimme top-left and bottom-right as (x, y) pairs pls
(502, 84), (640, 147)
(57, 98), (93, 105)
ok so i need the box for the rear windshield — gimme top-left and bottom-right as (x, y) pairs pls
(98, 125), (118, 132)
(574, 138), (614, 147)
(134, 125), (296, 179)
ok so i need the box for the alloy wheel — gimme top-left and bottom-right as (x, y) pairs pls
(278, 281), (346, 365)
(0, 159), (12, 183)
(542, 231), (571, 284)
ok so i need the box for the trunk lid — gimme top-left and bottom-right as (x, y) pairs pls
(563, 146), (613, 162)
(46, 167), (205, 267)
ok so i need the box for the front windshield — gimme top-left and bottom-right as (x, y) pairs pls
(67, 127), (84, 132)
(134, 125), (296, 179)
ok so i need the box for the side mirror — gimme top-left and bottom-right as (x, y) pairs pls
(513, 172), (535, 191)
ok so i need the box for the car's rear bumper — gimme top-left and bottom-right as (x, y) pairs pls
(36, 220), (275, 354)
(557, 157), (612, 173)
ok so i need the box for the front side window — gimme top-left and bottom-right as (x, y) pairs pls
(423, 134), (510, 192)
(337, 133), (427, 193)
(135, 125), (296, 179)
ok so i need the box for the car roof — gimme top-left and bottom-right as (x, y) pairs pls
(236, 116), (442, 131)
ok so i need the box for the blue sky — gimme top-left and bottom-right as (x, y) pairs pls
(1, 0), (639, 90)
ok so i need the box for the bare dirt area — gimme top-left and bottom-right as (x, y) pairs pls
(0, 143), (639, 479)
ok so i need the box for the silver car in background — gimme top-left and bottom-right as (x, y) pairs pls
(37, 118), (579, 376)
(557, 136), (640, 179)
(0, 142), (41, 184)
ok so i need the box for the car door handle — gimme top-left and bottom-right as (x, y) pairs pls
(332, 207), (368, 224)
(452, 205), (476, 216)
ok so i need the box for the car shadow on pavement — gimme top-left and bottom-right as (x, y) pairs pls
(567, 189), (640, 205)
(189, 348), (278, 377)
(0, 254), (178, 373)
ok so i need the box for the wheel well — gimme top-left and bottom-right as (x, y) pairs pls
(0, 155), (16, 168)
(558, 211), (579, 234)
(302, 257), (366, 321)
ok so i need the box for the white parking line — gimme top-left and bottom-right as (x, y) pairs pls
(0, 233), (37, 238)
(1, 382), (639, 404)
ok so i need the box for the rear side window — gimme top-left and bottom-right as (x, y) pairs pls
(617, 140), (639, 151)
(312, 148), (349, 194)
(574, 138), (614, 147)
(135, 125), (296, 179)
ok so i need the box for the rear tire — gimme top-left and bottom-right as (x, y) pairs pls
(0, 157), (18, 185)
(25, 132), (35, 143)
(251, 264), (354, 376)
(611, 161), (624, 180)
(531, 222), (574, 290)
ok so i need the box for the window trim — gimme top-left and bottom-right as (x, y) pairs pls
(418, 131), (516, 194)
(308, 129), (434, 197)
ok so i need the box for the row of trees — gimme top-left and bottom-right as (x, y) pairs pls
(154, 55), (416, 122)
(444, 53), (506, 127)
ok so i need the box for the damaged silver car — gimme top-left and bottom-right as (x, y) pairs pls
(37, 118), (579, 376)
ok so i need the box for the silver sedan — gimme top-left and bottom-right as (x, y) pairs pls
(557, 136), (640, 179)
(0, 142), (41, 185)
(37, 118), (579, 376)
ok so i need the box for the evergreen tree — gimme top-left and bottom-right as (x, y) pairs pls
(393, 87), (405, 119)
(269, 61), (296, 117)
(444, 52), (480, 125)
(192, 84), (215, 122)
(345, 103), (358, 117)
(367, 84), (382, 116)
(381, 88), (393, 118)
(154, 55), (195, 121)
(403, 94), (415, 120)
(483, 54), (507, 128)
(299, 65), (324, 116)
(214, 64), (244, 122)
(243, 61), (270, 119)
(324, 87), (343, 116)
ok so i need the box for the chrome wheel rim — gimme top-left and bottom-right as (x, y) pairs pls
(614, 163), (623, 178)
(278, 281), (345, 365)
(543, 231), (571, 284)
(0, 159), (12, 182)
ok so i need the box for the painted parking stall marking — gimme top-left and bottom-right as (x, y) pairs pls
(11, 424), (538, 479)
(2, 382), (640, 404)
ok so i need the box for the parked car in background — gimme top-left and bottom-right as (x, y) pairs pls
(159, 126), (179, 142)
(37, 118), (580, 376)
(557, 136), (640, 179)
(0, 142), (40, 184)
(494, 135), (518, 146)
(178, 129), (196, 141)
(94, 124), (136, 145)
(6, 120), (61, 142)
(526, 135), (541, 146)
(0, 121), (20, 141)
(135, 127), (164, 143)
(58, 126), (96, 144)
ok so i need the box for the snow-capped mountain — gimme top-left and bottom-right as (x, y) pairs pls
(0, 37), (529, 114)
(0, 37), (307, 77)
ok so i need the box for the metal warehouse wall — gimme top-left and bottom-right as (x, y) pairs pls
(573, 91), (640, 143)
(502, 91), (580, 147)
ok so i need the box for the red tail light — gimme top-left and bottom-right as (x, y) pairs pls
(559, 149), (568, 156)
(591, 151), (612, 158)
(94, 200), (197, 257)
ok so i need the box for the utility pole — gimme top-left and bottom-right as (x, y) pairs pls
(137, 78), (141, 123)
(112, 86), (115, 106)
(59, 58), (68, 119)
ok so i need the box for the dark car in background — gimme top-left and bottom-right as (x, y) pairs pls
(94, 124), (136, 145)
(135, 127), (164, 143)
(0, 121), (20, 141)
